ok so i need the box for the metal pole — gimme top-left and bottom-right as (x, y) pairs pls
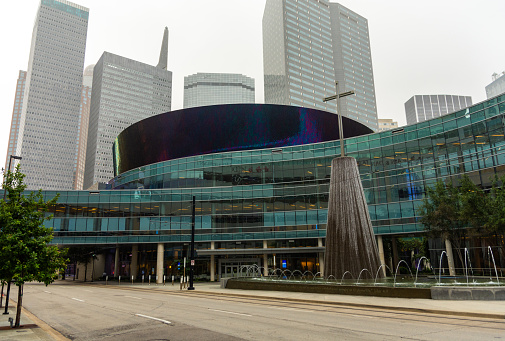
(2, 156), (21, 311)
(188, 196), (196, 290)
(335, 82), (345, 157)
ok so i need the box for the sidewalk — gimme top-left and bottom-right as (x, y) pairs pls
(0, 301), (66, 341)
(92, 280), (505, 319)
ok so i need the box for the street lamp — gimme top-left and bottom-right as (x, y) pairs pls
(188, 196), (196, 290)
(1, 155), (21, 312)
(323, 82), (355, 157)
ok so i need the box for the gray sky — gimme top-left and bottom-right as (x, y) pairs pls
(1, 0), (505, 169)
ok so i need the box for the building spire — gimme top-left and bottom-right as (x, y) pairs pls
(157, 27), (169, 69)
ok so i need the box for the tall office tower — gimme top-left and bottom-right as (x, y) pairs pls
(4, 71), (27, 173)
(72, 64), (94, 190)
(183, 73), (255, 108)
(16, 0), (89, 190)
(486, 72), (505, 99)
(262, 0), (378, 130)
(83, 28), (172, 189)
(404, 95), (472, 125)
(378, 118), (398, 132)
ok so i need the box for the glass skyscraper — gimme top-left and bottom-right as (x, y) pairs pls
(263, 0), (378, 130)
(404, 95), (472, 125)
(16, 0), (89, 190)
(183, 73), (255, 109)
(83, 29), (173, 190)
(4, 71), (26, 173)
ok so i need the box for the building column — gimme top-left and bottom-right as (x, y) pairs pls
(377, 236), (386, 277)
(392, 237), (399, 271)
(131, 244), (138, 279)
(445, 237), (456, 276)
(156, 243), (164, 284)
(210, 241), (215, 282)
(318, 238), (324, 277)
(114, 246), (119, 278)
(263, 240), (268, 276)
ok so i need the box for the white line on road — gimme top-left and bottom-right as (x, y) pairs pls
(351, 314), (375, 319)
(208, 309), (252, 317)
(135, 314), (171, 324)
(124, 296), (142, 300)
(43, 291), (51, 294)
(83, 290), (93, 293)
(71, 298), (85, 302)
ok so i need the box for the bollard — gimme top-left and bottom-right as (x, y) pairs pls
(156, 275), (158, 285)
(119, 276), (121, 286)
(106, 276), (108, 286)
(180, 277), (183, 290)
(142, 275), (144, 285)
(172, 276), (174, 286)
(131, 275), (134, 285)
(163, 275), (166, 286)
(149, 275), (151, 285)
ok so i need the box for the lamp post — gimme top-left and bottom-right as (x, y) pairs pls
(1, 155), (22, 312)
(188, 196), (196, 290)
(323, 82), (355, 156)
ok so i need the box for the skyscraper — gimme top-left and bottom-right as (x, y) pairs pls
(4, 71), (26, 173)
(16, 0), (89, 190)
(183, 73), (255, 108)
(262, 0), (378, 130)
(486, 72), (505, 99)
(83, 28), (172, 190)
(73, 64), (94, 190)
(404, 95), (472, 125)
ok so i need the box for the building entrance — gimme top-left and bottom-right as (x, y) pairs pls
(218, 258), (261, 279)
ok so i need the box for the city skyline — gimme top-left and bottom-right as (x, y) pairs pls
(1, 0), (505, 174)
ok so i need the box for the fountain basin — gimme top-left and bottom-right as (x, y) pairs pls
(225, 278), (431, 299)
(431, 286), (505, 300)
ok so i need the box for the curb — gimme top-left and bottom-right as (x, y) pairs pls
(86, 283), (505, 320)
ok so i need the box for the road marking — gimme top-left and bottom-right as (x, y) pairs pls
(84, 290), (93, 293)
(208, 309), (252, 317)
(351, 314), (375, 319)
(43, 291), (51, 294)
(274, 307), (316, 313)
(124, 296), (142, 300)
(135, 314), (171, 324)
(71, 298), (85, 302)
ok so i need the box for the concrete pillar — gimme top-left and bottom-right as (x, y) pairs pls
(131, 244), (138, 279)
(210, 241), (215, 282)
(114, 246), (119, 278)
(318, 238), (324, 277)
(377, 236), (386, 277)
(263, 240), (268, 276)
(445, 237), (456, 276)
(156, 243), (164, 284)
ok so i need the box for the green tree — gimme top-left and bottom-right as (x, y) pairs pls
(417, 177), (468, 267)
(481, 175), (505, 259)
(0, 165), (67, 327)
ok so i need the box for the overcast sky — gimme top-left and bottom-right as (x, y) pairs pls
(1, 0), (505, 169)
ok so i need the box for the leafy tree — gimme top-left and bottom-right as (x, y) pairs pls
(481, 175), (505, 260)
(67, 246), (100, 281)
(0, 165), (67, 327)
(417, 177), (469, 267)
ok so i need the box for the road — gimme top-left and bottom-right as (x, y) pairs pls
(16, 281), (505, 340)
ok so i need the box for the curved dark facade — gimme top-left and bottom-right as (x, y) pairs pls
(113, 104), (373, 175)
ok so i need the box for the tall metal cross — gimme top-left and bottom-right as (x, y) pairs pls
(323, 82), (355, 157)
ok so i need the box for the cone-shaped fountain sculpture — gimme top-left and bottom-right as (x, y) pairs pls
(324, 156), (382, 280)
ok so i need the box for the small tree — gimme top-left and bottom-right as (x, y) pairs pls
(482, 175), (505, 260)
(0, 165), (67, 327)
(417, 177), (468, 267)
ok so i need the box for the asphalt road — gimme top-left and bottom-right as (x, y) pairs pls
(17, 282), (505, 341)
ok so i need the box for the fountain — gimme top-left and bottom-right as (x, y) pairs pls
(324, 157), (382, 280)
